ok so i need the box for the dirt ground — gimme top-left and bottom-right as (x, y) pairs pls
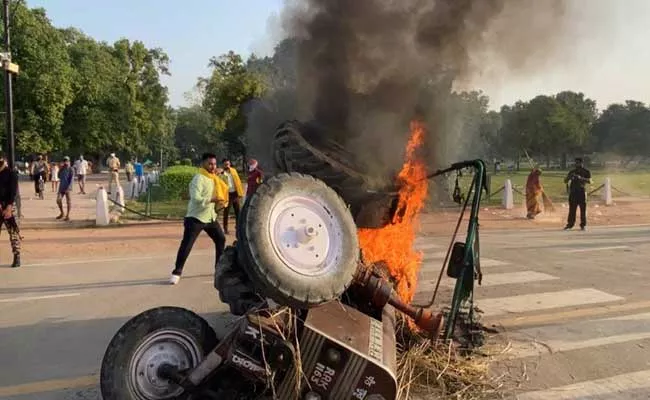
(7, 197), (648, 265)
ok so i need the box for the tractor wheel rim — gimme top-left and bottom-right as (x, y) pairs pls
(269, 195), (343, 277)
(128, 329), (201, 399)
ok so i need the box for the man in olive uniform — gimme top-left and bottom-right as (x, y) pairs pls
(106, 153), (121, 194)
(0, 153), (21, 267)
(564, 157), (592, 231)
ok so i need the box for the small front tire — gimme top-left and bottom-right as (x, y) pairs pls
(100, 307), (217, 400)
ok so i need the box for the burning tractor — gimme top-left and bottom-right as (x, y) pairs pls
(99, 120), (488, 400)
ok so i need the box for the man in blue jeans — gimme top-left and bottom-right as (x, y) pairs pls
(56, 156), (74, 221)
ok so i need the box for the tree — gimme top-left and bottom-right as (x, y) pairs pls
(1, 3), (74, 155)
(202, 51), (267, 158)
(61, 30), (123, 160)
(172, 105), (221, 161)
(498, 92), (597, 168)
(553, 91), (597, 167)
(591, 101), (650, 161)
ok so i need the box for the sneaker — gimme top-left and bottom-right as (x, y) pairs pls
(563, 225), (572, 230)
(56, 214), (64, 220)
(580, 226), (586, 231)
(169, 274), (181, 285)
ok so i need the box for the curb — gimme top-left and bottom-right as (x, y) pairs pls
(16, 218), (180, 230)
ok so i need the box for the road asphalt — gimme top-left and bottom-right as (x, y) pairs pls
(1, 224), (650, 399)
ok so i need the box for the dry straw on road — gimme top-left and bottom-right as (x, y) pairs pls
(395, 316), (509, 400)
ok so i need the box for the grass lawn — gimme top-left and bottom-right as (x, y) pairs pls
(123, 198), (188, 220)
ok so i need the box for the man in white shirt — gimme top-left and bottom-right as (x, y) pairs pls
(74, 155), (89, 194)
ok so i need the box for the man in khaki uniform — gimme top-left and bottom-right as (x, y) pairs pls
(106, 153), (121, 194)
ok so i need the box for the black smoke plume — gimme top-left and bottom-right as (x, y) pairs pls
(246, 0), (568, 181)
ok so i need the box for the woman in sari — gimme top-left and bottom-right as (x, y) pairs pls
(526, 168), (543, 219)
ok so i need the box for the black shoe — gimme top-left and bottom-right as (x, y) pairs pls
(580, 226), (586, 231)
(563, 225), (573, 230)
(11, 254), (20, 268)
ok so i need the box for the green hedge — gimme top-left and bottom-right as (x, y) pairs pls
(159, 165), (198, 200)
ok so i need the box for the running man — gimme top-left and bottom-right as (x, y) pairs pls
(169, 152), (229, 285)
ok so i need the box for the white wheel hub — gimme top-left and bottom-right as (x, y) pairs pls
(269, 195), (343, 277)
(128, 329), (201, 399)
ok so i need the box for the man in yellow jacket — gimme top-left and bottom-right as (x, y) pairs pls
(219, 158), (244, 234)
(169, 152), (229, 285)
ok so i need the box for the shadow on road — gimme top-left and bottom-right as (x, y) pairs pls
(0, 311), (232, 391)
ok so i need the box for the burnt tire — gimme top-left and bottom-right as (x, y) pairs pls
(214, 245), (266, 315)
(237, 173), (359, 309)
(100, 307), (217, 400)
(273, 120), (399, 228)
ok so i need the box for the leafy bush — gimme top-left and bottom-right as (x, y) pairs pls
(181, 158), (193, 166)
(159, 165), (198, 200)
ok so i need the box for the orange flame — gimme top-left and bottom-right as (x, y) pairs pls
(358, 120), (428, 305)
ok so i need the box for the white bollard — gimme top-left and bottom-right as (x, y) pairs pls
(96, 187), (110, 226)
(116, 185), (125, 213)
(502, 179), (514, 210)
(603, 177), (613, 206)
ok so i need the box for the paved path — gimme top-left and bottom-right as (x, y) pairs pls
(415, 225), (650, 399)
(16, 175), (105, 229)
(1, 225), (650, 399)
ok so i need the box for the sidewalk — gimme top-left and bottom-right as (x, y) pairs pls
(16, 175), (105, 229)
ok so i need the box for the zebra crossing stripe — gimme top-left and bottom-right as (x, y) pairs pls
(414, 243), (442, 251)
(479, 288), (624, 317)
(418, 271), (558, 290)
(506, 311), (650, 359)
(419, 257), (509, 272)
(516, 369), (650, 400)
(437, 271), (558, 288)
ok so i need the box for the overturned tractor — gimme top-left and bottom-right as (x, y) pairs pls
(99, 121), (487, 400)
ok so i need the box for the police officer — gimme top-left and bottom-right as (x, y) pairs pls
(0, 153), (21, 267)
(564, 157), (592, 231)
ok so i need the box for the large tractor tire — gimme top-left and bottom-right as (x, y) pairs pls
(273, 120), (400, 228)
(214, 245), (266, 315)
(100, 307), (217, 400)
(236, 173), (360, 309)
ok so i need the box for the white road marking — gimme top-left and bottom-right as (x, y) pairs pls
(516, 369), (650, 400)
(506, 312), (650, 359)
(560, 246), (630, 253)
(479, 258), (510, 267)
(420, 257), (509, 269)
(422, 251), (449, 258)
(479, 288), (624, 317)
(441, 271), (558, 288)
(0, 293), (81, 303)
(25, 251), (211, 267)
(414, 243), (442, 251)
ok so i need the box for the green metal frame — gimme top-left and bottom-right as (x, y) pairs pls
(442, 159), (487, 340)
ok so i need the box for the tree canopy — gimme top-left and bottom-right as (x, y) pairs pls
(2, 2), (649, 170)
(1, 1), (173, 164)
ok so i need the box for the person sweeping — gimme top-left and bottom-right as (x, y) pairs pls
(525, 167), (556, 219)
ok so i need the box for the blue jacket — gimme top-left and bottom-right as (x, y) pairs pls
(58, 166), (74, 193)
